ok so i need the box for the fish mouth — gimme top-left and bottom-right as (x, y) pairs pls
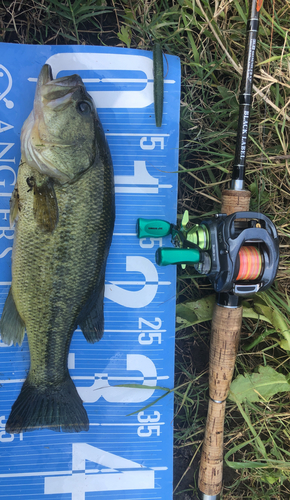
(37, 64), (53, 87)
(34, 64), (84, 121)
(36, 64), (83, 97)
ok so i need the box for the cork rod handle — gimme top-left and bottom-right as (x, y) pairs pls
(198, 305), (242, 496)
(198, 188), (250, 498)
(221, 189), (250, 214)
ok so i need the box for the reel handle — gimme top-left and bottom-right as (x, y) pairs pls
(137, 218), (172, 238)
(156, 247), (200, 266)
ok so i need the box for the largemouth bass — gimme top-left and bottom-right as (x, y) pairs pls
(0, 64), (115, 433)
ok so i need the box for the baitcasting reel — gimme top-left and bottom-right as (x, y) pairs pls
(137, 211), (279, 297)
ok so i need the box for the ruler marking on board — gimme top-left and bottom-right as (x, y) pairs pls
(106, 133), (170, 137)
(100, 423), (166, 428)
(104, 329), (166, 333)
(0, 470), (73, 478)
(113, 233), (137, 236)
(0, 375), (169, 383)
(107, 280), (171, 286)
(28, 77), (175, 85)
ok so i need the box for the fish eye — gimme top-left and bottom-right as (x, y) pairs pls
(77, 101), (92, 115)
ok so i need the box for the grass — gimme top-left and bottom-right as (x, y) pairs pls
(1, 0), (290, 498)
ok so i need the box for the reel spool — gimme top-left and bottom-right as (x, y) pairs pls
(236, 245), (263, 281)
(137, 211), (279, 297)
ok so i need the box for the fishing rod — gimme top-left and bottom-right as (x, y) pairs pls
(137, 0), (279, 498)
(197, 2), (267, 498)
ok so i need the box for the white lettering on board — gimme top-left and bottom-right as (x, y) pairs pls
(105, 256), (158, 308)
(0, 122), (14, 134)
(45, 53), (155, 109)
(0, 143), (15, 161)
(77, 354), (157, 403)
(44, 443), (155, 498)
(0, 65), (14, 109)
(114, 160), (159, 194)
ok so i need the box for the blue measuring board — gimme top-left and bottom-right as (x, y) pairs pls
(0, 45), (180, 500)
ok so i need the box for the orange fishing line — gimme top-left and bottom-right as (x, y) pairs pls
(236, 246), (262, 281)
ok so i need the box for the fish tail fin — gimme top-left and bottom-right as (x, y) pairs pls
(5, 374), (89, 434)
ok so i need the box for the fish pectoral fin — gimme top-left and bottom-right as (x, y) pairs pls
(0, 288), (26, 346)
(78, 283), (105, 344)
(33, 178), (58, 232)
(10, 183), (20, 226)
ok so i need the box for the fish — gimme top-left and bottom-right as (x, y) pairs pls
(0, 64), (115, 433)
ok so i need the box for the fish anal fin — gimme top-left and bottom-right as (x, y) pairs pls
(0, 288), (25, 346)
(78, 283), (105, 344)
(33, 178), (58, 232)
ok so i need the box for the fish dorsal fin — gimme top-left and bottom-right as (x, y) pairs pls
(32, 178), (58, 232)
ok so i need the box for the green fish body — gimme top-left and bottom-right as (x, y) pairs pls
(0, 65), (115, 433)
